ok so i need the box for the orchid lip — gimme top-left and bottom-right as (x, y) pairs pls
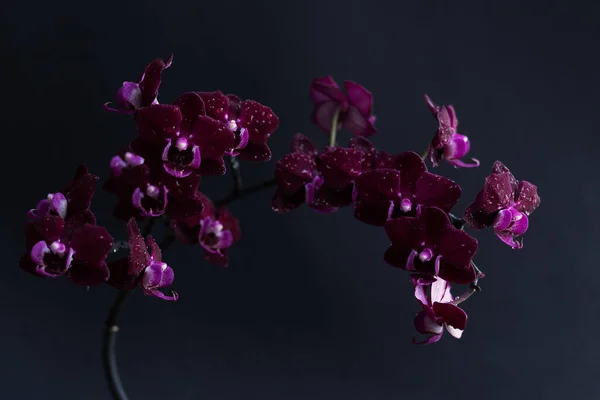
(47, 192), (67, 219)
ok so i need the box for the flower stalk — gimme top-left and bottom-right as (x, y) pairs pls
(103, 290), (131, 400)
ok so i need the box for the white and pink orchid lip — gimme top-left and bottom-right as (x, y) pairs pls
(493, 207), (529, 249)
(304, 175), (324, 204)
(198, 217), (234, 254)
(445, 134), (480, 168)
(132, 184), (169, 217)
(161, 138), (201, 178)
(30, 240), (74, 278)
(111, 152), (145, 177)
(141, 260), (178, 301)
(27, 192), (68, 220)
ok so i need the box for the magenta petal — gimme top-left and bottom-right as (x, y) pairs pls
(30, 241), (50, 265)
(342, 106), (377, 137)
(70, 224), (114, 265)
(392, 152), (427, 194)
(437, 260), (476, 284)
(510, 211), (529, 236)
(136, 105), (182, 143)
(424, 94), (440, 115)
(447, 157), (481, 168)
(480, 162), (518, 212)
(197, 91), (230, 121)
(383, 244), (414, 270)
(25, 216), (65, 248)
(310, 76), (346, 104)
(190, 116), (236, 158)
(275, 153), (317, 195)
(63, 169), (99, 217)
(107, 258), (138, 290)
(433, 302), (467, 331)
(435, 227), (478, 271)
(414, 172), (461, 213)
(412, 333), (443, 345)
(115, 82), (142, 110)
(414, 311), (444, 335)
(138, 55), (173, 106)
(272, 189), (306, 213)
(463, 191), (496, 229)
(166, 192), (205, 221)
(344, 81), (373, 116)
(198, 158), (226, 176)
(236, 141), (272, 162)
(310, 185), (353, 211)
(218, 207), (241, 243)
(312, 101), (341, 134)
(419, 207), (453, 243)
(349, 136), (377, 170)
(238, 100), (279, 142)
(385, 217), (422, 250)
(318, 148), (363, 189)
(353, 199), (394, 226)
(68, 261), (110, 285)
(126, 218), (149, 276)
(290, 133), (318, 156)
(144, 288), (179, 301)
(493, 208), (514, 231)
(173, 92), (206, 133)
(226, 94), (242, 120)
(495, 231), (523, 249)
(515, 181), (541, 215)
(146, 236), (162, 262)
(445, 133), (471, 160)
(355, 169), (401, 202)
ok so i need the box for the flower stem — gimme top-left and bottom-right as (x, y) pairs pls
(329, 106), (342, 147)
(102, 290), (131, 400)
(215, 178), (276, 207)
(227, 156), (243, 197)
(450, 262), (485, 306)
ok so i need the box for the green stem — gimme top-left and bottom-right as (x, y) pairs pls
(329, 106), (342, 147)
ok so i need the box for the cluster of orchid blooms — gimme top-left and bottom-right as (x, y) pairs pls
(19, 54), (540, 345)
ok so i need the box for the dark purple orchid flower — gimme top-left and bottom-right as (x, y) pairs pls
(21, 165), (113, 285)
(105, 152), (204, 221)
(272, 134), (369, 213)
(424, 94), (479, 168)
(412, 275), (467, 345)
(464, 161), (540, 249)
(310, 76), (377, 138)
(384, 207), (478, 284)
(108, 219), (178, 301)
(354, 151), (461, 226)
(104, 54), (173, 114)
(197, 91), (279, 162)
(272, 133), (323, 212)
(135, 92), (236, 176)
(170, 192), (241, 267)
(28, 165), (98, 224)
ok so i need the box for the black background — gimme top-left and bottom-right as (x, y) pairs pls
(2, 1), (598, 399)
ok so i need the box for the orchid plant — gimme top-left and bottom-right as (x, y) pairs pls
(19, 54), (541, 399)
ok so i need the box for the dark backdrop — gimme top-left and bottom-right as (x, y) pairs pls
(1, 1), (598, 399)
